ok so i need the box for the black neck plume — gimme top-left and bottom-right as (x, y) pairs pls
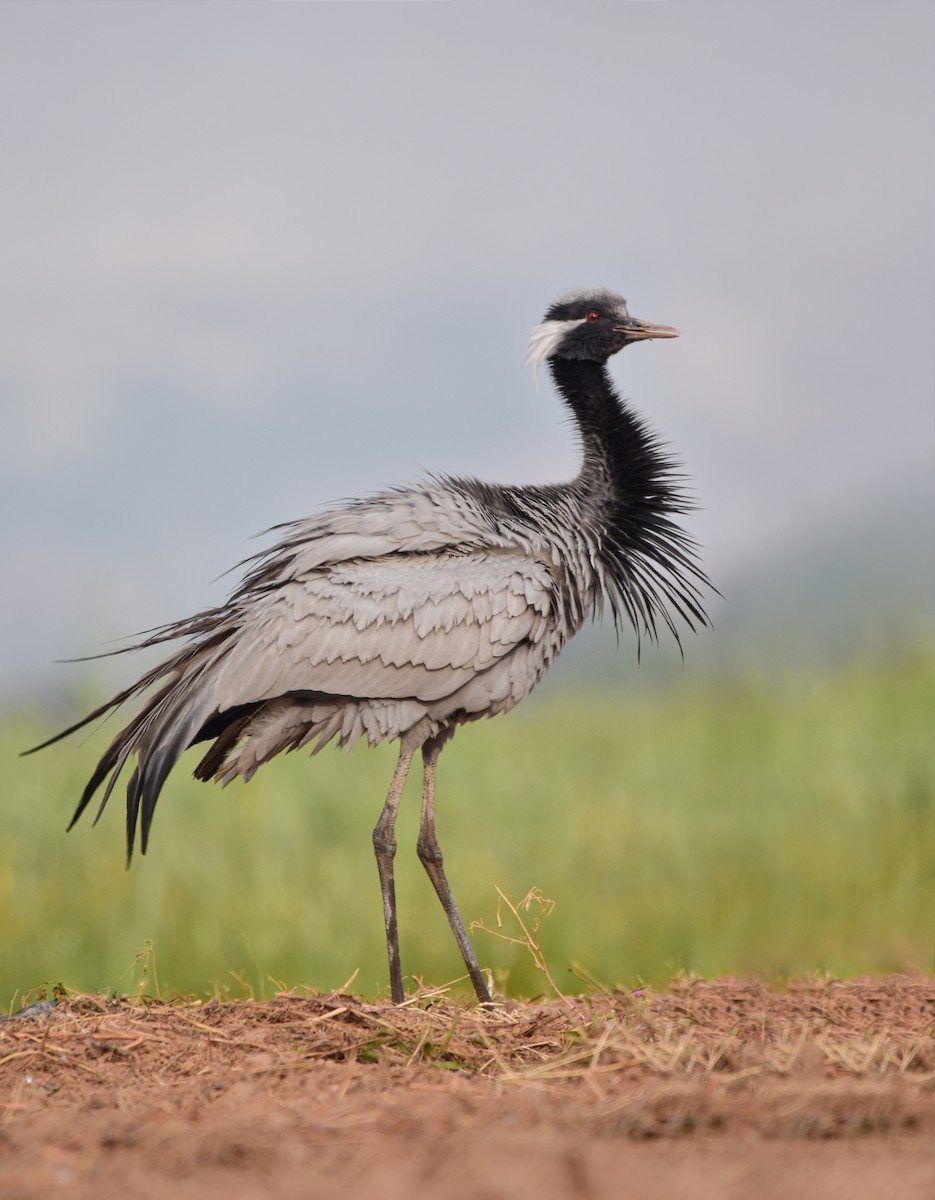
(548, 356), (711, 646)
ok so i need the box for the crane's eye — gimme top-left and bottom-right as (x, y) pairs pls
(586, 310), (600, 323)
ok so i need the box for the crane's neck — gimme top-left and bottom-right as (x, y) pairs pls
(545, 355), (708, 642)
(547, 357), (662, 510)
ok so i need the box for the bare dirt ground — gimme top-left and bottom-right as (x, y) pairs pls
(2, 975), (934, 1200)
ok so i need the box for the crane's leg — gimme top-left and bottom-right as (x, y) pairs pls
(416, 739), (493, 1007)
(372, 747), (414, 1004)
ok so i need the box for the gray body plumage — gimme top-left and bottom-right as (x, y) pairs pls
(199, 481), (588, 773)
(31, 287), (711, 1006)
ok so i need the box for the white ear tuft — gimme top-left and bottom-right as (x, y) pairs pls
(524, 317), (585, 386)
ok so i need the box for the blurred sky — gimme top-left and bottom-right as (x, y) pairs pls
(2, 1), (932, 697)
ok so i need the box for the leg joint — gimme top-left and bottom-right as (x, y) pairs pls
(373, 827), (397, 857)
(416, 835), (443, 868)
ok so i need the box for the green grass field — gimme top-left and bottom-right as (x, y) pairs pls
(3, 647), (933, 1010)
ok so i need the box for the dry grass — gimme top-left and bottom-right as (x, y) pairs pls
(4, 975), (934, 1119)
(4, 976), (934, 1199)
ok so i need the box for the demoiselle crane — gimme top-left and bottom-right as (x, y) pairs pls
(29, 288), (710, 1006)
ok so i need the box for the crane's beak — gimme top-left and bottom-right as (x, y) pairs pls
(613, 318), (679, 341)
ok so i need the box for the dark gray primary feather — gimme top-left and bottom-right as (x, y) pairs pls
(27, 287), (711, 861)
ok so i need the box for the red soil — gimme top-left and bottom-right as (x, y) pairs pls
(2, 975), (934, 1199)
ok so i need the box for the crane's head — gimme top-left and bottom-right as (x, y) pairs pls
(526, 288), (678, 374)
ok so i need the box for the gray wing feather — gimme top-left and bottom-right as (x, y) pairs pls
(246, 486), (517, 586)
(208, 551), (554, 709)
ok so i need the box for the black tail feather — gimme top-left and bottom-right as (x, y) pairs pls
(36, 641), (226, 860)
(126, 765), (142, 865)
(192, 706), (261, 781)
